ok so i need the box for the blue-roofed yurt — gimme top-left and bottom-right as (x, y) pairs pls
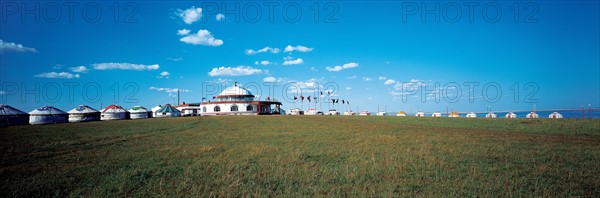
(154, 104), (181, 118)
(29, 106), (68, 125)
(0, 104), (29, 126)
(68, 105), (100, 122)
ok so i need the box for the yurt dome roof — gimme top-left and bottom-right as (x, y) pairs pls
(218, 85), (254, 97)
(29, 106), (67, 115)
(156, 104), (180, 113)
(102, 105), (127, 113)
(68, 105), (99, 114)
(129, 106), (148, 112)
(0, 104), (27, 115)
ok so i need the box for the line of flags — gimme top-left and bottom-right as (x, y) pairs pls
(293, 96), (348, 104)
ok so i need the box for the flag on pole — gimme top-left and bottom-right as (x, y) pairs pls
(331, 99), (335, 103)
(294, 96), (297, 100)
(328, 91), (331, 95)
(301, 95), (304, 102)
(320, 91), (323, 95)
(335, 99), (339, 103)
(307, 96), (311, 102)
(342, 100), (345, 104)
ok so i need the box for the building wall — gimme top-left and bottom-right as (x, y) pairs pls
(200, 103), (271, 115)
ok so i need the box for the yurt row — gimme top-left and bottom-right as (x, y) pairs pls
(0, 104), (182, 126)
(401, 111), (561, 118)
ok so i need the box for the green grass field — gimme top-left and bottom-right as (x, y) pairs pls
(1, 116), (599, 197)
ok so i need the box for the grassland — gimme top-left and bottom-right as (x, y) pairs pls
(1, 116), (599, 197)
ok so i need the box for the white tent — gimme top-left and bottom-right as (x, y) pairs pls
(505, 112), (517, 118)
(396, 111), (407, 117)
(466, 112), (477, 118)
(154, 104), (181, 118)
(128, 106), (149, 119)
(0, 104), (29, 126)
(68, 105), (100, 122)
(526, 112), (539, 118)
(29, 106), (68, 125)
(431, 112), (442, 117)
(415, 111), (425, 117)
(485, 112), (497, 118)
(549, 112), (563, 119)
(101, 105), (128, 121)
(151, 105), (162, 117)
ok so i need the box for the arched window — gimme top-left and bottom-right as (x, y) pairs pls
(231, 105), (238, 112)
(202, 107), (207, 112)
(246, 105), (253, 111)
(214, 106), (220, 112)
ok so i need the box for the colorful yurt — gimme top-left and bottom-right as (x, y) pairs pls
(68, 105), (100, 122)
(505, 112), (517, 118)
(29, 106), (68, 125)
(448, 112), (460, 118)
(549, 112), (563, 119)
(431, 112), (442, 117)
(466, 112), (477, 118)
(128, 106), (149, 119)
(101, 105), (128, 121)
(526, 112), (539, 118)
(396, 111), (407, 117)
(485, 112), (497, 118)
(154, 104), (181, 118)
(0, 104), (29, 126)
(415, 111), (425, 117)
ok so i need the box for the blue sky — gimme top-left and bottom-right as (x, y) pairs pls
(1, 1), (598, 113)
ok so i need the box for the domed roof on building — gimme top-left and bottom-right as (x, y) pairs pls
(0, 104), (27, 115)
(29, 106), (67, 115)
(68, 105), (99, 114)
(218, 85), (254, 97)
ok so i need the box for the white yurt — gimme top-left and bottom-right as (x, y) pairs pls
(549, 112), (563, 119)
(466, 112), (477, 118)
(0, 104), (29, 126)
(128, 106), (149, 119)
(505, 112), (517, 118)
(415, 111), (425, 117)
(68, 105), (100, 122)
(448, 112), (460, 118)
(101, 105), (128, 121)
(526, 112), (539, 118)
(151, 105), (162, 117)
(154, 104), (181, 118)
(29, 106), (68, 125)
(485, 112), (497, 118)
(431, 112), (442, 117)
(396, 111), (407, 117)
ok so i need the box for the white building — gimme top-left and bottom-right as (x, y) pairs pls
(431, 112), (442, 117)
(68, 105), (100, 122)
(101, 105), (128, 121)
(466, 112), (477, 118)
(128, 106), (149, 119)
(200, 85), (282, 116)
(485, 112), (497, 118)
(505, 112), (517, 118)
(526, 112), (539, 118)
(174, 102), (201, 116)
(396, 111), (407, 117)
(415, 111), (425, 117)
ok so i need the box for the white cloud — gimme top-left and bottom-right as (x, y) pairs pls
(394, 79), (429, 90)
(245, 47), (280, 55)
(346, 87), (352, 90)
(284, 45), (313, 53)
(310, 67), (317, 71)
(263, 76), (285, 83)
(149, 86), (191, 93)
(178, 6), (202, 24)
(347, 75), (357, 79)
(92, 63), (160, 71)
(180, 29), (223, 46)
(384, 79), (396, 85)
(167, 57), (183, 61)
(208, 66), (264, 76)
(379, 76), (387, 80)
(69, 66), (89, 73)
(0, 39), (37, 53)
(216, 13), (225, 21)
(282, 57), (303, 65)
(34, 72), (80, 79)
(363, 77), (373, 82)
(177, 29), (191, 36)
(326, 62), (359, 72)
(157, 71), (170, 79)
(259, 60), (271, 65)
